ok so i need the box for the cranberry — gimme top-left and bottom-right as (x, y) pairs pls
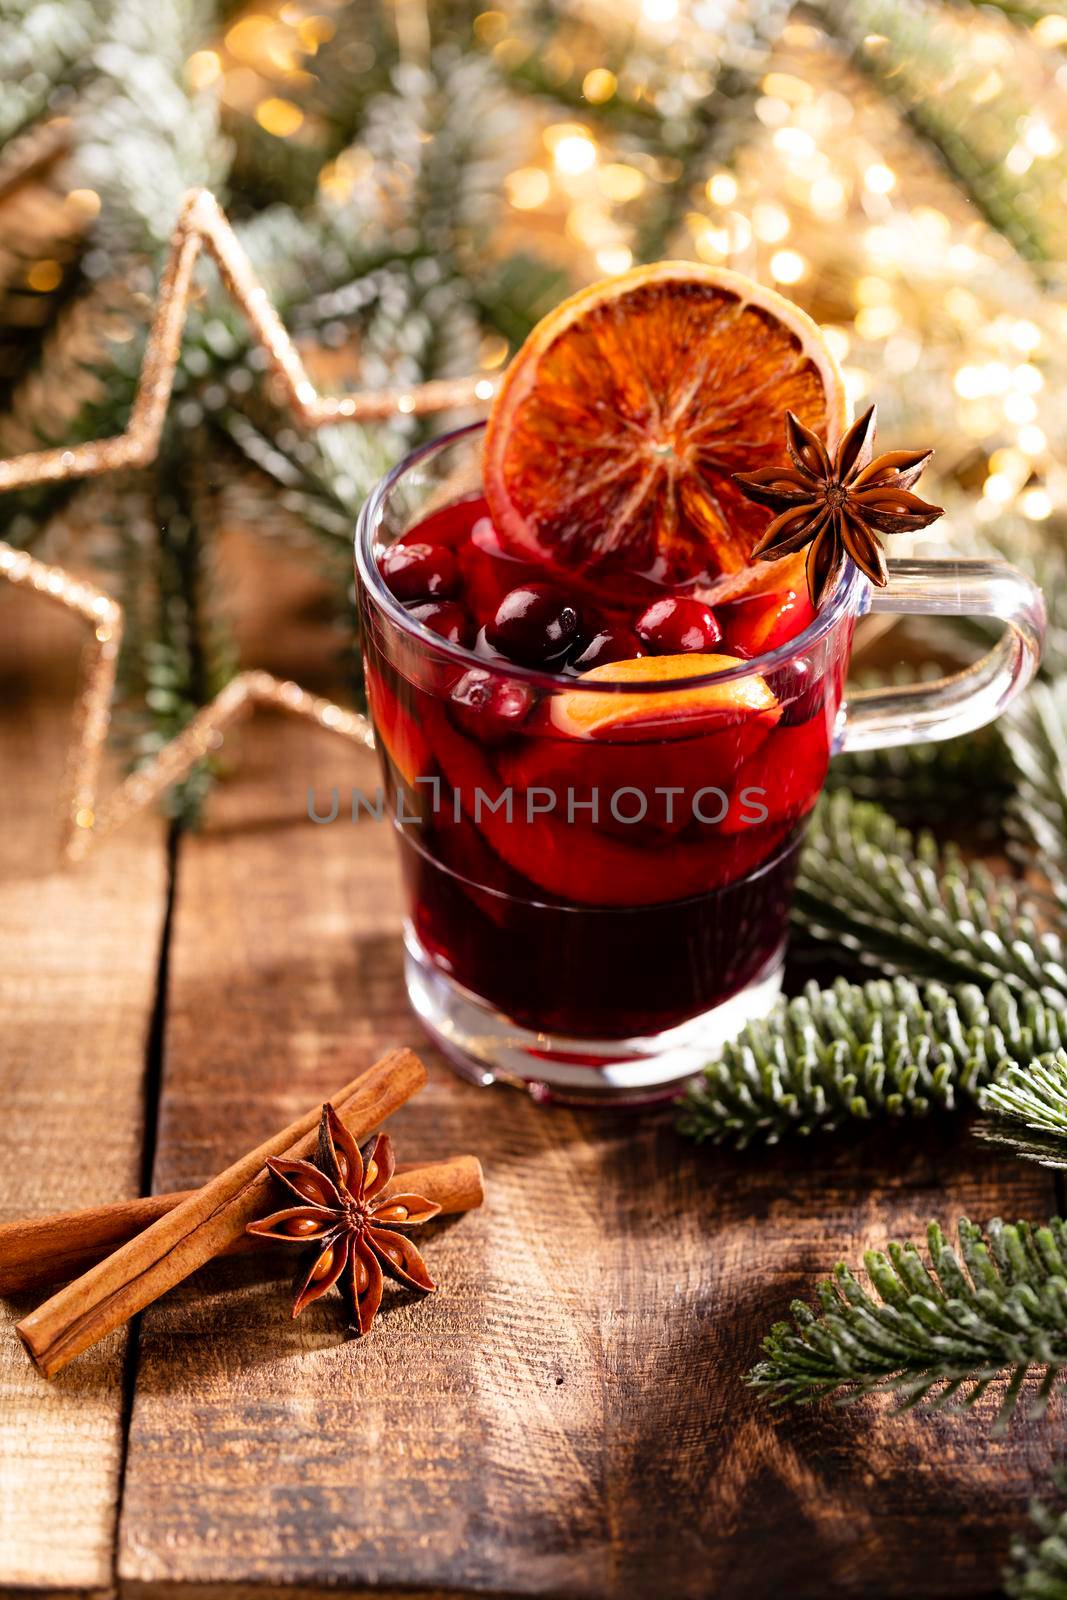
(407, 600), (473, 647)
(486, 583), (580, 666)
(571, 626), (645, 671)
(450, 669), (534, 744)
(473, 625), (507, 661)
(380, 541), (458, 602)
(634, 596), (721, 655)
(768, 658), (826, 726)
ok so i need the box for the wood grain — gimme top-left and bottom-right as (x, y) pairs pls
(0, 578), (168, 1588)
(112, 535), (1062, 1598)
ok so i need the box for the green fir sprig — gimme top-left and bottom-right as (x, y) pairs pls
(0, 0), (101, 145)
(677, 978), (1067, 1148)
(795, 792), (1067, 1004)
(1004, 680), (1067, 912)
(1007, 1488), (1067, 1600)
(818, 0), (1067, 268)
(977, 1052), (1067, 1168)
(748, 1217), (1067, 1431)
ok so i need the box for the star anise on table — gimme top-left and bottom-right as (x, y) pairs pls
(247, 1104), (440, 1335)
(732, 405), (944, 607)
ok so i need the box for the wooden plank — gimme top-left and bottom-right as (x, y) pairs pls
(603, 1118), (1059, 1598)
(118, 534), (1060, 1597)
(0, 583), (169, 1591)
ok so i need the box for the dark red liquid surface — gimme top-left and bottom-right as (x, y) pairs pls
(362, 496), (849, 1040)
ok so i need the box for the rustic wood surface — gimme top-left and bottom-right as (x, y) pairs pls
(1, 530), (1062, 1598)
(0, 584), (169, 1590)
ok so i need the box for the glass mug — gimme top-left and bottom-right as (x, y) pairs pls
(356, 424), (1045, 1105)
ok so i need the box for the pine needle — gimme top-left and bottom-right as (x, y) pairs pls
(978, 1052), (1067, 1169)
(1004, 681), (1067, 914)
(795, 792), (1067, 1004)
(749, 1218), (1067, 1432)
(1007, 1488), (1067, 1599)
(677, 978), (1067, 1148)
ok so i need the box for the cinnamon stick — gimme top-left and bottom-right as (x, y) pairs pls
(0, 1155), (485, 1295)
(17, 1047), (426, 1377)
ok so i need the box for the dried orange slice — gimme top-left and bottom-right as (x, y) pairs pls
(484, 262), (846, 585)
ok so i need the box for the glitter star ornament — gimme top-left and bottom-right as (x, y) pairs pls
(0, 189), (498, 862)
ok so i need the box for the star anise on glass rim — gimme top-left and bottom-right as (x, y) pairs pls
(731, 405), (944, 607)
(246, 1104), (440, 1335)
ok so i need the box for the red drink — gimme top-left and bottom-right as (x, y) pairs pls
(355, 241), (1044, 1101)
(359, 464), (855, 1093)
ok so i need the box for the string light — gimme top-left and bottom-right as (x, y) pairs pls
(1023, 118), (1059, 157)
(753, 202), (790, 242)
(582, 68), (616, 104)
(185, 50), (221, 89)
(1004, 393), (1038, 424)
(863, 162), (896, 193)
(1018, 424), (1048, 455)
(505, 167), (550, 209)
(707, 172), (738, 205)
(26, 261), (63, 292)
(1009, 320), (1042, 354)
(255, 97), (304, 137)
(855, 304), (901, 340)
(596, 245), (633, 274)
(1014, 363), (1044, 395)
(186, 0), (1065, 560)
(553, 133), (597, 175)
(67, 189), (102, 219)
(772, 127), (816, 160)
(1022, 487), (1053, 519)
(598, 163), (645, 202)
(810, 175), (846, 214)
(823, 326), (851, 362)
(769, 249), (806, 284)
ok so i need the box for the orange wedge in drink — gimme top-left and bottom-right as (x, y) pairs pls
(548, 653), (780, 742)
(484, 262), (846, 586)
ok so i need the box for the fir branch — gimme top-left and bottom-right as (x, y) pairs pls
(977, 1052), (1067, 1169)
(1003, 680), (1067, 910)
(0, 0), (101, 144)
(0, 276), (149, 546)
(71, 0), (229, 253)
(677, 977), (1067, 1148)
(971, 513), (1067, 685)
(494, 0), (791, 260)
(214, 255), (478, 558)
(471, 252), (571, 348)
(795, 791), (1067, 1004)
(828, 649), (1014, 836)
(827, 726), (1013, 834)
(218, 409), (405, 539)
(817, 0), (1067, 268)
(137, 433), (235, 823)
(631, 0), (793, 261)
(1007, 1489), (1067, 1600)
(748, 1217), (1067, 1431)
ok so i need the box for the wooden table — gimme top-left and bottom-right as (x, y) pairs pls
(1, 532), (1059, 1599)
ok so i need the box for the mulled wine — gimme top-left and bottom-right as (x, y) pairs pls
(361, 491), (851, 1044)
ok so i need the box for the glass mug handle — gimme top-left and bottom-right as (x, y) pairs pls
(837, 557), (1047, 754)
